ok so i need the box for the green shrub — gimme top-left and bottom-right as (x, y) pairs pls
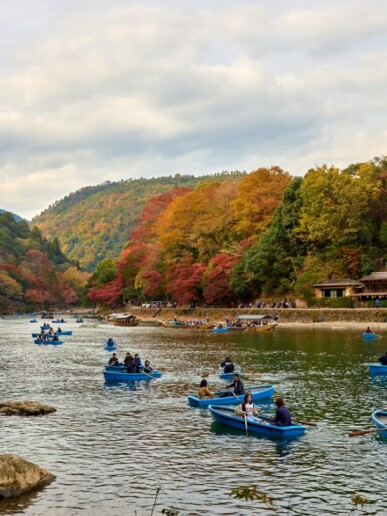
(309, 297), (354, 308)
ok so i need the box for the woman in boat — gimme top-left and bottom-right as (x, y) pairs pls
(57, 327), (62, 333)
(235, 393), (259, 418)
(198, 379), (214, 399)
(274, 397), (292, 426)
(220, 357), (235, 374)
(143, 360), (154, 373)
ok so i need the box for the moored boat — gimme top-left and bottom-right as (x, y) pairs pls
(162, 322), (214, 330)
(188, 384), (274, 408)
(371, 410), (387, 438)
(103, 370), (162, 381)
(237, 314), (278, 332)
(368, 364), (387, 375)
(363, 332), (377, 340)
(209, 405), (306, 439)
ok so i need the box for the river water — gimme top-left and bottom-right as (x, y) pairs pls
(0, 317), (386, 515)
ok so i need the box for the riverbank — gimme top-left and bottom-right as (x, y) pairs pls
(125, 307), (387, 329)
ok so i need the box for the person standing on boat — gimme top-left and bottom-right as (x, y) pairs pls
(378, 352), (387, 365)
(220, 357), (235, 374)
(226, 373), (244, 395)
(235, 393), (259, 418)
(274, 397), (292, 426)
(108, 353), (119, 366)
(198, 379), (214, 399)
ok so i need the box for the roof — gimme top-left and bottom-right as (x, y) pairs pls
(361, 272), (387, 281)
(312, 278), (363, 288)
(107, 313), (136, 319)
(237, 314), (274, 320)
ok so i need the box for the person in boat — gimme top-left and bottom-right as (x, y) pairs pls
(48, 329), (54, 335)
(378, 352), (387, 365)
(365, 327), (373, 334)
(235, 393), (259, 418)
(220, 357), (235, 374)
(123, 352), (133, 367)
(52, 334), (59, 341)
(143, 360), (154, 373)
(134, 354), (142, 368)
(198, 379), (214, 399)
(225, 373), (244, 396)
(126, 357), (139, 373)
(36, 336), (43, 343)
(57, 327), (62, 333)
(274, 397), (292, 426)
(60, 318), (65, 322)
(106, 337), (115, 347)
(108, 353), (119, 366)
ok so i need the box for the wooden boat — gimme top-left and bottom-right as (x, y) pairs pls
(103, 370), (162, 381)
(162, 321), (214, 330)
(209, 405), (306, 439)
(368, 364), (387, 375)
(188, 384), (274, 408)
(35, 339), (63, 345)
(106, 313), (140, 327)
(363, 332), (377, 340)
(371, 410), (387, 438)
(219, 365), (242, 380)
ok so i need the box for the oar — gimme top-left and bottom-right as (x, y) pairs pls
(293, 420), (317, 427)
(348, 428), (385, 437)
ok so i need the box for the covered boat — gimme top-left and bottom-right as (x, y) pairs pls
(209, 405), (306, 439)
(368, 364), (387, 375)
(371, 410), (387, 438)
(237, 314), (277, 332)
(363, 332), (377, 340)
(188, 384), (274, 408)
(103, 369), (162, 381)
(219, 365), (242, 380)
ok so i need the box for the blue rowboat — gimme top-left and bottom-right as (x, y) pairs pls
(103, 370), (162, 382)
(219, 366), (242, 380)
(35, 339), (63, 345)
(212, 327), (229, 333)
(32, 331), (72, 337)
(209, 405), (306, 439)
(368, 364), (387, 375)
(104, 346), (117, 351)
(363, 332), (377, 340)
(188, 384), (274, 408)
(30, 319), (37, 323)
(371, 410), (387, 438)
(52, 320), (66, 323)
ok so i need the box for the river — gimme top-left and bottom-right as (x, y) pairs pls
(0, 317), (386, 515)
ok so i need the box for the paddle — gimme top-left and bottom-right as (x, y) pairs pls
(348, 428), (385, 437)
(227, 390), (249, 436)
(293, 420), (317, 427)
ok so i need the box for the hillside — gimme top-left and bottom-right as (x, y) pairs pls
(0, 208), (27, 223)
(33, 172), (245, 271)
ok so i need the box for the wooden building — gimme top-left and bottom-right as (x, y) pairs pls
(312, 279), (364, 299)
(352, 272), (387, 301)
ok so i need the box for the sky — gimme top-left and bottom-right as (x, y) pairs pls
(0, 0), (386, 220)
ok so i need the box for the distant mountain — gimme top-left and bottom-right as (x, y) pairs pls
(32, 172), (245, 271)
(0, 208), (28, 223)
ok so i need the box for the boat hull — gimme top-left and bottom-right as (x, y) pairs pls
(188, 384), (274, 408)
(104, 370), (162, 381)
(32, 331), (72, 337)
(219, 368), (242, 380)
(368, 364), (387, 375)
(104, 346), (117, 351)
(35, 339), (63, 345)
(209, 405), (306, 439)
(371, 410), (387, 437)
(212, 327), (229, 333)
(363, 332), (376, 340)
(244, 324), (277, 332)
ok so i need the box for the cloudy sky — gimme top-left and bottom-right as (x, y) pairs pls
(0, 0), (386, 219)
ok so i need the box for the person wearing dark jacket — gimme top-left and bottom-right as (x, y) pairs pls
(378, 352), (387, 365)
(220, 357), (235, 374)
(226, 373), (244, 395)
(126, 358), (138, 373)
(274, 397), (292, 426)
(108, 353), (119, 366)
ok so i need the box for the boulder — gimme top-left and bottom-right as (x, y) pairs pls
(0, 454), (55, 498)
(0, 401), (56, 416)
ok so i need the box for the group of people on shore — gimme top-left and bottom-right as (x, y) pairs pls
(108, 352), (154, 373)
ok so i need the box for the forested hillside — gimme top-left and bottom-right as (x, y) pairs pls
(0, 211), (89, 312)
(85, 158), (387, 308)
(33, 172), (245, 271)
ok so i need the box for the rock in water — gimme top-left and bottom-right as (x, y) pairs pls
(0, 401), (56, 416)
(0, 454), (55, 498)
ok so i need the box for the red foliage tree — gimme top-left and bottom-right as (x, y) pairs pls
(166, 254), (206, 305)
(203, 253), (240, 306)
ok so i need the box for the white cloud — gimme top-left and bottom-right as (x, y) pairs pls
(0, 0), (386, 219)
